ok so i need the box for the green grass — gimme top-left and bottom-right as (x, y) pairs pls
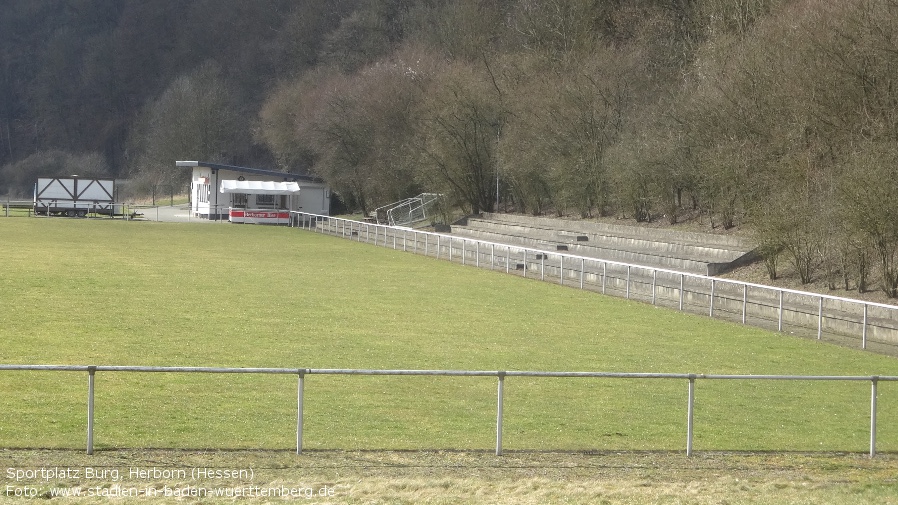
(0, 207), (31, 218)
(2, 218), (898, 453)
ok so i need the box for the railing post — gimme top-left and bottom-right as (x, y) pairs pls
(506, 247), (510, 274)
(652, 269), (657, 305)
(602, 262), (607, 294)
(580, 259), (585, 289)
(491, 244), (495, 270)
(403, 230), (407, 252)
(626, 265), (631, 299)
(862, 304), (868, 349)
(297, 371), (305, 455)
(870, 376), (878, 458)
(424, 233), (428, 256)
(818, 297), (823, 340)
(742, 285), (747, 324)
(778, 290), (784, 332)
(476, 241), (479, 268)
(496, 372), (505, 456)
(679, 274), (684, 311)
(686, 375), (695, 457)
(87, 366), (96, 455)
(437, 235), (440, 259)
(541, 254), (545, 280)
(523, 250), (527, 278)
(449, 238), (453, 262)
(709, 279), (715, 317)
(462, 240), (466, 265)
(559, 256), (563, 285)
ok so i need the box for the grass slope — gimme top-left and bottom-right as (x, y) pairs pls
(2, 450), (897, 505)
(1, 218), (898, 453)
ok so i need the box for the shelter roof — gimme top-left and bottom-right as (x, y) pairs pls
(220, 180), (301, 195)
(176, 161), (322, 183)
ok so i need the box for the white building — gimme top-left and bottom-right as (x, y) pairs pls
(177, 161), (330, 224)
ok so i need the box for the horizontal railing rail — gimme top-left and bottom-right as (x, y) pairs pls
(290, 212), (898, 351)
(2, 364), (895, 457)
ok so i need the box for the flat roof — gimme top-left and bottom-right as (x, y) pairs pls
(220, 180), (301, 194)
(176, 161), (323, 183)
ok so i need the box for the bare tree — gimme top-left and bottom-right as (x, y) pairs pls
(128, 62), (246, 188)
(412, 58), (505, 214)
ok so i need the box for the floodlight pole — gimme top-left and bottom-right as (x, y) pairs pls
(495, 127), (500, 213)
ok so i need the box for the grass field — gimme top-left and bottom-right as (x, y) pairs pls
(2, 217), (898, 503)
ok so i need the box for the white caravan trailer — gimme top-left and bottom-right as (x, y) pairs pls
(33, 177), (117, 217)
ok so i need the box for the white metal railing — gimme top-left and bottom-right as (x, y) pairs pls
(0, 364), (894, 457)
(385, 193), (441, 227)
(290, 212), (898, 351)
(2, 200), (33, 217)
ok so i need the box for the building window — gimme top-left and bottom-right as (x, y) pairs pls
(197, 183), (208, 203)
(256, 194), (275, 207)
(232, 193), (247, 207)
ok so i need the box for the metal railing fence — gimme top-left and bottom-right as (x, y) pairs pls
(290, 212), (898, 352)
(0, 364), (894, 457)
(2, 200), (33, 217)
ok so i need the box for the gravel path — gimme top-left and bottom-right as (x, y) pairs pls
(131, 204), (222, 224)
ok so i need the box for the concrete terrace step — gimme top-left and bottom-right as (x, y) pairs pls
(455, 214), (757, 276)
(466, 218), (745, 264)
(482, 213), (753, 250)
(451, 226), (714, 276)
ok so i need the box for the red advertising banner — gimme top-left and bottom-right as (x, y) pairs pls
(229, 209), (289, 223)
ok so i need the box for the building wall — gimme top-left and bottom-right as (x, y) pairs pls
(191, 167), (215, 217)
(297, 182), (330, 215)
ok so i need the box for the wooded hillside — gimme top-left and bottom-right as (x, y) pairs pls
(2, 0), (898, 296)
